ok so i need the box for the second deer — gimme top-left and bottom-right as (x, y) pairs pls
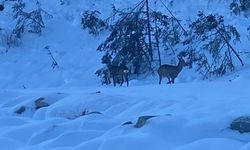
(102, 55), (129, 86)
(108, 64), (129, 86)
(158, 56), (185, 84)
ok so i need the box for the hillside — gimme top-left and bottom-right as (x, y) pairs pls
(0, 0), (250, 150)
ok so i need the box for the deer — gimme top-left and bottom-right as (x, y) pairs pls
(112, 65), (129, 87)
(158, 55), (186, 84)
(102, 55), (129, 87)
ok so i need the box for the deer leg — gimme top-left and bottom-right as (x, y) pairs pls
(120, 77), (124, 86)
(126, 75), (129, 87)
(104, 76), (107, 85)
(104, 76), (110, 85)
(172, 78), (175, 84)
(171, 78), (175, 84)
(159, 76), (162, 84)
(112, 76), (116, 86)
(106, 74), (111, 84)
(108, 78), (111, 84)
(167, 78), (171, 84)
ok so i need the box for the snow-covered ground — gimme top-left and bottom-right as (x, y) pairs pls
(1, 79), (250, 150)
(0, 0), (249, 149)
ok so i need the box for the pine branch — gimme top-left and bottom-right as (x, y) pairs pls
(216, 27), (244, 66)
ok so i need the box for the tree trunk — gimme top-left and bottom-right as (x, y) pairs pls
(155, 22), (161, 66)
(145, 0), (153, 61)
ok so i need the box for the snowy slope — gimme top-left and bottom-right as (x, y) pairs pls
(0, 0), (249, 150)
(0, 0), (249, 88)
(0, 79), (250, 150)
(0, 0), (143, 89)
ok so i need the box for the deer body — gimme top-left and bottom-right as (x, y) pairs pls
(158, 57), (185, 84)
(102, 54), (129, 86)
(107, 64), (129, 86)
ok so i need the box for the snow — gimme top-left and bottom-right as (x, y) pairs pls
(0, 0), (250, 149)
(0, 80), (249, 150)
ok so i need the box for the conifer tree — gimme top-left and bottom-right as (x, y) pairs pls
(184, 12), (241, 78)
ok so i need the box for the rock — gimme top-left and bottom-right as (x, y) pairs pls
(81, 110), (102, 116)
(122, 121), (133, 126)
(230, 116), (250, 133)
(35, 97), (50, 110)
(134, 115), (157, 128)
(15, 106), (26, 114)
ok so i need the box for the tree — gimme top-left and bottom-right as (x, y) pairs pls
(12, 0), (52, 40)
(81, 10), (108, 36)
(184, 12), (241, 78)
(96, 2), (184, 76)
(240, 0), (250, 12)
(230, 0), (250, 16)
(0, 4), (4, 11)
(80, 0), (186, 85)
(97, 7), (151, 75)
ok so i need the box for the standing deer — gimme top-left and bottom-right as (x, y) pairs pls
(158, 56), (186, 84)
(102, 55), (129, 87)
(110, 64), (129, 87)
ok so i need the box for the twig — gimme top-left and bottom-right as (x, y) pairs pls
(159, 0), (187, 34)
(111, 0), (145, 26)
(44, 46), (59, 69)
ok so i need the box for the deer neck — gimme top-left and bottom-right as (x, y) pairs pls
(176, 61), (184, 73)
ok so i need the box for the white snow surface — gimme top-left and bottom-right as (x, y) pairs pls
(0, 0), (250, 149)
